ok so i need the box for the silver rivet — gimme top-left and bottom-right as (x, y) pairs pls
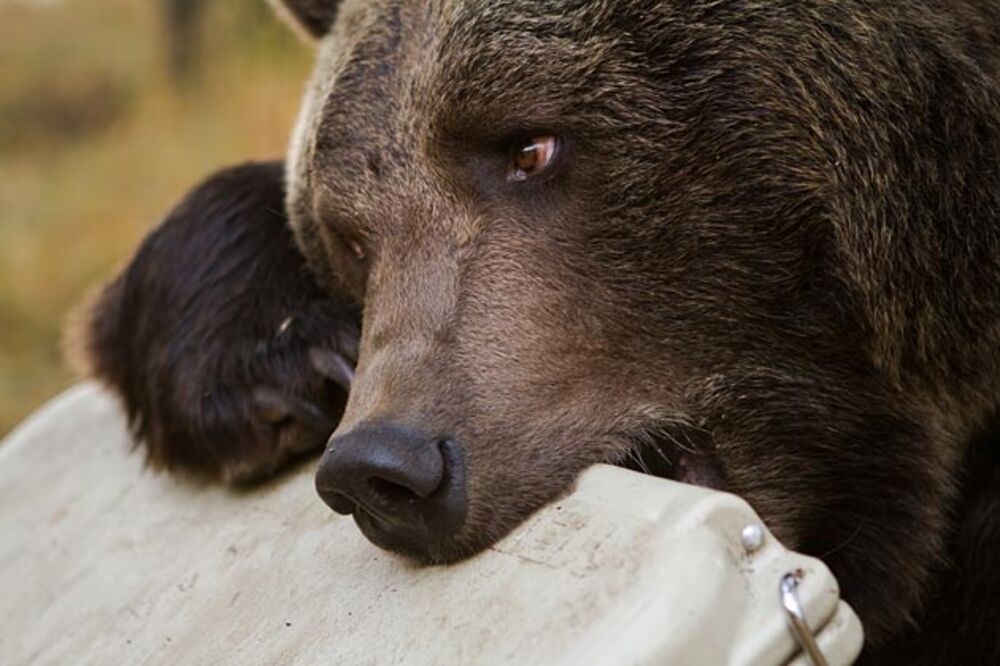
(741, 523), (764, 553)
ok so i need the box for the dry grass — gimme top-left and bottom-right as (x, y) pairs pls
(0, 0), (313, 436)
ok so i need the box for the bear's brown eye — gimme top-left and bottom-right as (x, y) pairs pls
(509, 135), (559, 181)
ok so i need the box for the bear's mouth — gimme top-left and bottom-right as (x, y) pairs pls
(618, 427), (725, 490)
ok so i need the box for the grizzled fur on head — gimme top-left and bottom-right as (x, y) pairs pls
(281, 0), (1000, 656)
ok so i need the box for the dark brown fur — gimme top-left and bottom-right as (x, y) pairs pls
(77, 1), (1000, 663)
(72, 162), (359, 482)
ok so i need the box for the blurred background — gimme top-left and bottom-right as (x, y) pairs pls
(0, 0), (312, 437)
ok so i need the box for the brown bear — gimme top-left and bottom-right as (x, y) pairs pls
(74, 1), (1000, 664)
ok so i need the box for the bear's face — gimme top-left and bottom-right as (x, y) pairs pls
(287, 0), (851, 552)
(279, 0), (960, 643)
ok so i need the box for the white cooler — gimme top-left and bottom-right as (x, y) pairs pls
(0, 383), (863, 665)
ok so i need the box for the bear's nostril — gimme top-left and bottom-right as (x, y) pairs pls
(320, 490), (356, 516)
(368, 477), (421, 504)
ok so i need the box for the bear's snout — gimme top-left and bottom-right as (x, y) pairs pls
(315, 423), (467, 560)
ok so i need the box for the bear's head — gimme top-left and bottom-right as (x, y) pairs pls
(272, 0), (998, 645)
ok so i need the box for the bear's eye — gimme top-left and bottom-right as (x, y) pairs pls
(509, 135), (559, 181)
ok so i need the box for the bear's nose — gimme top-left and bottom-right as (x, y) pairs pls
(315, 422), (466, 558)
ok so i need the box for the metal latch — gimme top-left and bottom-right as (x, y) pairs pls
(781, 571), (831, 666)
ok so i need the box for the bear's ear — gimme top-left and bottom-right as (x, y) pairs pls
(269, 0), (342, 39)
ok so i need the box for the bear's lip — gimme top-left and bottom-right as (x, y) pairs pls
(618, 430), (725, 490)
(352, 508), (432, 559)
